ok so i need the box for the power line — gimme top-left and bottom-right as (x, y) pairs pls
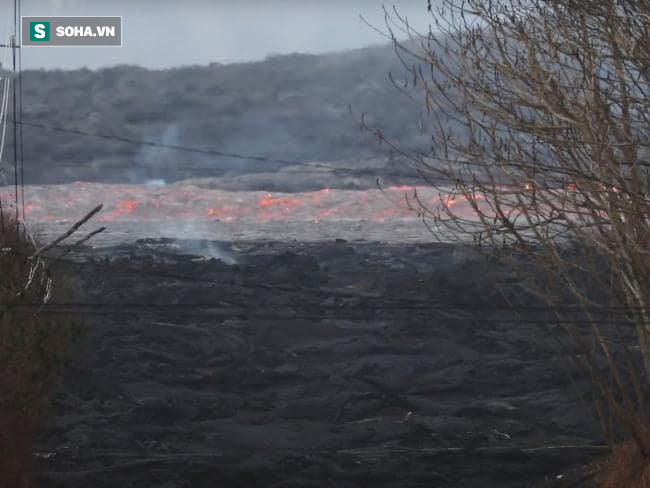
(0, 302), (641, 322)
(11, 32), (18, 216)
(4, 247), (646, 316)
(2, 0), (23, 219)
(3, 243), (643, 313)
(2, 246), (647, 315)
(27, 249), (643, 312)
(14, 120), (432, 178)
(16, 120), (317, 168)
(3, 244), (645, 319)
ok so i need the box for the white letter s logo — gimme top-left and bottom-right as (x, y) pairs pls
(34, 23), (46, 39)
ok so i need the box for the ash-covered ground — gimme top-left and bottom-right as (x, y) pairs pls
(35, 236), (605, 488)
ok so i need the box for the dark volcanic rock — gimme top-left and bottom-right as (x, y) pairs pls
(36, 240), (604, 487)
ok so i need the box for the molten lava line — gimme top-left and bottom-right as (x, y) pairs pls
(6, 183), (503, 225)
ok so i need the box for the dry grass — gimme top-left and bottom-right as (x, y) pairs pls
(0, 207), (77, 488)
(597, 428), (650, 488)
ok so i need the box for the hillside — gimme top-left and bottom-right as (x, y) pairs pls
(18, 43), (429, 185)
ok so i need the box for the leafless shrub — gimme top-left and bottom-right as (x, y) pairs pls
(0, 202), (102, 487)
(368, 0), (650, 471)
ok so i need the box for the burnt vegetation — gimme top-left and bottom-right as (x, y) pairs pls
(0, 208), (74, 488)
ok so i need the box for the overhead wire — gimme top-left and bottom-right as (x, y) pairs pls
(0, 301), (642, 322)
(1, 236), (645, 316)
(17, 0), (24, 218)
(16, 120), (326, 169)
(11, 0), (18, 216)
(0, 8), (13, 190)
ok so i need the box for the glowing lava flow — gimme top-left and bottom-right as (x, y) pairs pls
(1, 183), (489, 225)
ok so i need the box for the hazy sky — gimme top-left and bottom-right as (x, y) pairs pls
(0, 0), (435, 70)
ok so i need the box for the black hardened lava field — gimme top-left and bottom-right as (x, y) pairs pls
(3, 3), (648, 486)
(35, 239), (604, 487)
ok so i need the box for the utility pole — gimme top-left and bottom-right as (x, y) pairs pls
(11, 33), (18, 219)
(0, 0), (20, 225)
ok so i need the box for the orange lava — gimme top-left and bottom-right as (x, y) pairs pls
(5, 182), (505, 225)
(257, 193), (302, 209)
